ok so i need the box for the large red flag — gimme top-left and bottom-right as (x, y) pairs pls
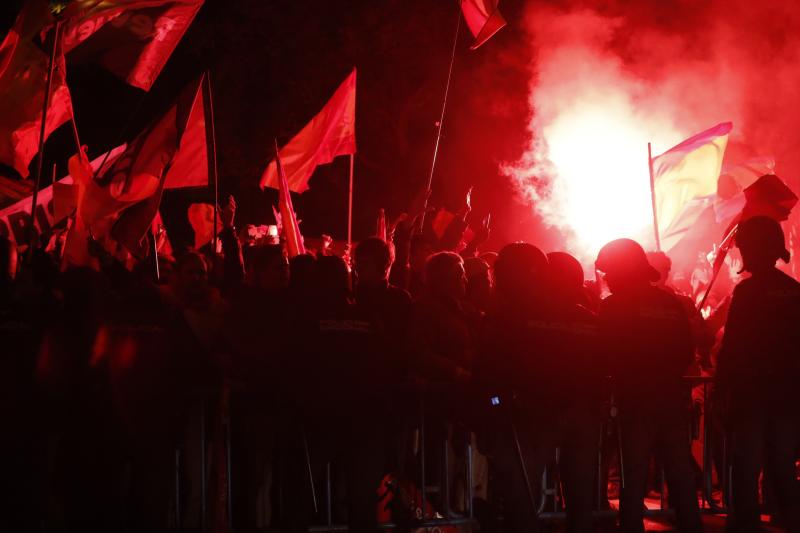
(59, 0), (204, 91)
(275, 142), (305, 257)
(111, 77), (204, 257)
(461, 0), (507, 50)
(0, 1), (74, 177)
(63, 76), (202, 265)
(260, 69), (356, 193)
(163, 72), (209, 189)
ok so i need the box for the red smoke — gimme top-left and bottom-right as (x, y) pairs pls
(505, 0), (800, 265)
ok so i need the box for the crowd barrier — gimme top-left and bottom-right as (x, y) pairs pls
(171, 376), (732, 531)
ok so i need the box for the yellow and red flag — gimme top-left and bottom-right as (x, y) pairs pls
(261, 69), (356, 193)
(652, 122), (732, 250)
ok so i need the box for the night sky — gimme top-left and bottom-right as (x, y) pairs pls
(1, 0), (542, 253)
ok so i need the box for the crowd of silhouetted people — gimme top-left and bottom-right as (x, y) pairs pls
(0, 197), (798, 533)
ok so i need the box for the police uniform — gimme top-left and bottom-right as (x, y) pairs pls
(717, 267), (800, 532)
(599, 284), (702, 533)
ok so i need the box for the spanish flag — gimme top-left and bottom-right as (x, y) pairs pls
(652, 122), (731, 250)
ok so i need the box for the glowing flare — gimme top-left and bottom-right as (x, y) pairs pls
(509, 94), (682, 261)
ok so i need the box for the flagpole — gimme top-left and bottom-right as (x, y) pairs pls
(347, 153), (354, 252)
(697, 225), (737, 311)
(203, 71), (220, 254)
(29, 18), (62, 252)
(70, 116), (82, 155)
(420, 7), (462, 230)
(648, 142), (661, 251)
(151, 229), (161, 283)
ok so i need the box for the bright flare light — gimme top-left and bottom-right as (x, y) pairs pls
(505, 15), (684, 263)
(541, 99), (679, 259)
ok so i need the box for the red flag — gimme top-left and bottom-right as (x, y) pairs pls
(376, 208), (387, 241)
(0, 1), (74, 177)
(164, 73), (209, 189)
(461, 0), (507, 50)
(261, 69), (356, 193)
(275, 141), (305, 257)
(740, 174), (798, 222)
(111, 78), (203, 257)
(187, 202), (221, 250)
(59, 0), (204, 91)
(699, 174), (798, 309)
(0, 145), (126, 248)
(64, 76), (202, 265)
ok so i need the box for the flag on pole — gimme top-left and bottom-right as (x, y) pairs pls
(0, 1), (74, 177)
(698, 173), (798, 309)
(740, 174), (798, 222)
(652, 122), (732, 250)
(260, 69), (356, 193)
(718, 156), (775, 196)
(376, 208), (387, 241)
(275, 141), (305, 257)
(460, 0), (507, 50)
(59, 0), (204, 91)
(63, 76), (203, 265)
(0, 0), (201, 177)
(187, 203), (221, 250)
(110, 77), (204, 257)
(0, 145), (125, 247)
(164, 72), (209, 189)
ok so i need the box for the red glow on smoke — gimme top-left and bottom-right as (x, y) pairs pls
(504, 1), (800, 264)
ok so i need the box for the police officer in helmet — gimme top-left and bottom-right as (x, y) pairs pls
(717, 216), (800, 533)
(596, 238), (702, 533)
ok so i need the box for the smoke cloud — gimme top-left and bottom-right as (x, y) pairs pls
(505, 0), (800, 264)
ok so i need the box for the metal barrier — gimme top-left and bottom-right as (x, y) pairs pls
(537, 375), (730, 522)
(306, 385), (477, 531)
(173, 377), (731, 531)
